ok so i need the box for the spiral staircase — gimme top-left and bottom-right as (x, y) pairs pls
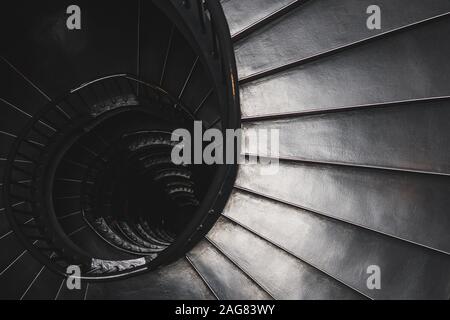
(1, 0), (450, 300)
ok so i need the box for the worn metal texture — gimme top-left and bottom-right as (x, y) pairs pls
(221, 0), (296, 36)
(224, 190), (450, 299)
(87, 258), (216, 300)
(2, 0), (450, 300)
(236, 160), (450, 254)
(233, 0), (450, 78)
(240, 17), (450, 117)
(207, 217), (364, 300)
(242, 99), (450, 174)
(188, 240), (272, 300)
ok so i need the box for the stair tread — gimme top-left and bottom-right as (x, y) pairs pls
(22, 267), (64, 300)
(236, 159), (450, 254)
(222, 0), (295, 36)
(224, 189), (450, 299)
(87, 258), (215, 300)
(0, 213), (11, 238)
(0, 251), (42, 299)
(239, 17), (450, 117)
(242, 98), (450, 175)
(208, 216), (364, 300)
(234, 0), (450, 79)
(0, 233), (26, 273)
(188, 239), (272, 300)
(56, 278), (89, 300)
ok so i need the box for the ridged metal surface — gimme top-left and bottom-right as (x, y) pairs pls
(236, 161), (450, 254)
(208, 217), (363, 300)
(221, 0), (296, 36)
(87, 258), (215, 300)
(1, 0), (450, 300)
(233, 0), (450, 78)
(242, 99), (450, 174)
(224, 190), (450, 299)
(188, 240), (272, 300)
(240, 17), (450, 117)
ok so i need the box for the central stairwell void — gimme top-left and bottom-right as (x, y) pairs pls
(1, 0), (450, 300)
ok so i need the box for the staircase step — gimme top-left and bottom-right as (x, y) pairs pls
(224, 189), (450, 299)
(208, 216), (364, 299)
(243, 98), (450, 175)
(56, 278), (89, 300)
(22, 267), (64, 300)
(187, 239), (272, 300)
(0, 213), (11, 239)
(222, 0), (296, 36)
(0, 251), (42, 299)
(0, 57), (50, 120)
(234, 0), (450, 78)
(87, 259), (216, 299)
(0, 233), (26, 273)
(236, 160), (450, 254)
(239, 17), (450, 117)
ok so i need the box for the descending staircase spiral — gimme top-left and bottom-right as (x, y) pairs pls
(1, 0), (450, 300)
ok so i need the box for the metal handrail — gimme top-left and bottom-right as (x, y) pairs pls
(149, 0), (241, 270)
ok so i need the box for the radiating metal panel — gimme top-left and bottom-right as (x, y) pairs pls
(0, 235), (25, 273)
(0, 214), (11, 238)
(221, 0), (295, 36)
(56, 278), (89, 300)
(188, 240), (272, 300)
(235, 0), (450, 78)
(208, 216), (364, 300)
(224, 190), (450, 299)
(243, 99), (450, 174)
(21, 267), (64, 300)
(1, 0), (450, 301)
(0, 252), (44, 299)
(236, 161), (450, 254)
(0, 59), (50, 118)
(88, 258), (215, 300)
(240, 18), (450, 117)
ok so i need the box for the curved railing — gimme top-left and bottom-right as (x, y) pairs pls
(148, 0), (241, 268)
(3, 0), (240, 281)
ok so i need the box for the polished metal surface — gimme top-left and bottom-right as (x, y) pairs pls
(242, 99), (450, 174)
(207, 217), (363, 300)
(240, 17), (450, 117)
(2, 0), (450, 300)
(234, 0), (450, 78)
(224, 190), (450, 299)
(236, 161), (450, 254)
(221, 0), (295, 36)
(0, 251), (42, 299)
(87, 258), (215, 299)
(188, 240), (272, 300)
